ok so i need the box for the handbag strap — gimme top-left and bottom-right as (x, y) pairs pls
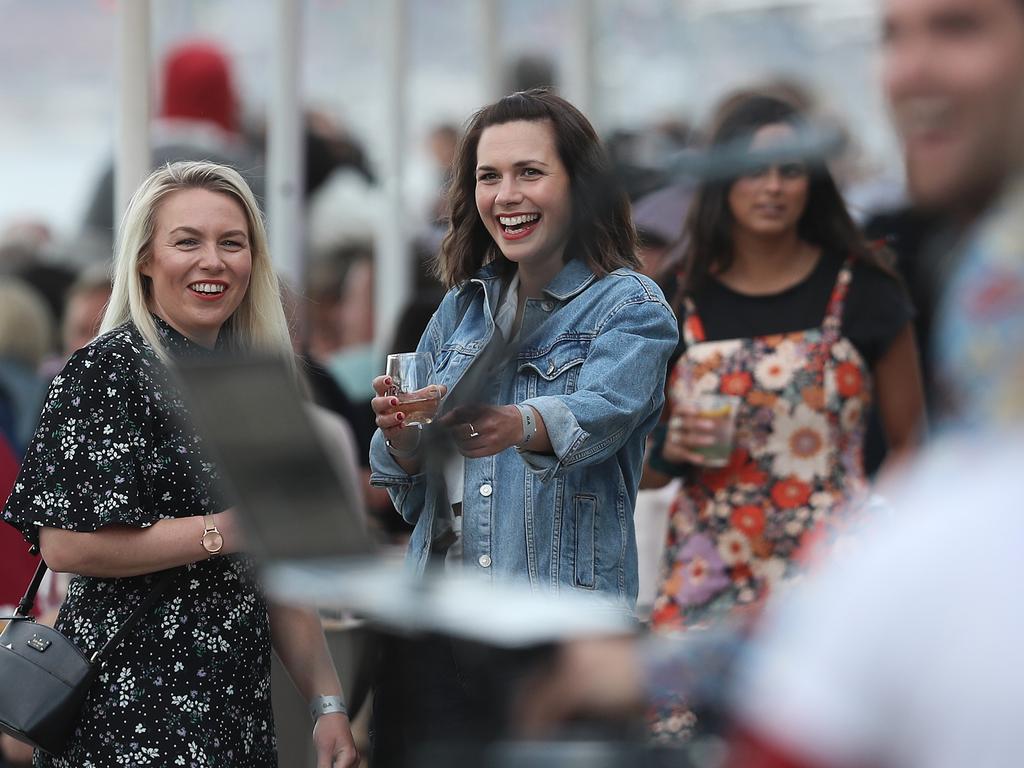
(15, 552), (48, 617)
(13, 546), (182, 665)
(91, 568), (181, 664)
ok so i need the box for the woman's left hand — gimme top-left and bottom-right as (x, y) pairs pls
(439, 404), (523, 458)
(312, 713), (359, 768)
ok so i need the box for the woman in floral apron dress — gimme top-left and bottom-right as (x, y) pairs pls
(644, 94), (926, 741)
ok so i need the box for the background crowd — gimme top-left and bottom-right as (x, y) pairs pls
(3, 0), (1024, 766)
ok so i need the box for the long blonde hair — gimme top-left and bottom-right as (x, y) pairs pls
(100, 161), (295, 374)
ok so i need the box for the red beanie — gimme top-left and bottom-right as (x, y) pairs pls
(159, 40), (238, 134)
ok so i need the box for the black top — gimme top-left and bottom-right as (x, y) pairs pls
(681, 251), (913, 367)
(650, 253), (914, 478)
(2, 318), (277, 767)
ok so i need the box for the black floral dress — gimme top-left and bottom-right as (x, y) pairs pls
(1, 318), (277, 768)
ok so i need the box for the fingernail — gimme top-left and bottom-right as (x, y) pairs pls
(390, 398), (399, 407)
(396, 412), (405, 422)
(384, 377), (393, 387)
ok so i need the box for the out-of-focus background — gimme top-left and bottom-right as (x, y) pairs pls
(1, 0), (893, 250)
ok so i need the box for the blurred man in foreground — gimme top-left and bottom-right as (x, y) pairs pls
(518, 1), (1024, 765)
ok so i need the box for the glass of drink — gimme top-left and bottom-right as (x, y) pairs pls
(693, 393), (741, 467)
(385, 352), (441, 426)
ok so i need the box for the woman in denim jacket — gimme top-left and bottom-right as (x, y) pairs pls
(369, 90), (678, 609)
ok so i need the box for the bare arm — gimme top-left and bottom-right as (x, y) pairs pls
(38, 508), (246, 578)
(640, 434), (674, 489)
(873, 323), (927, 471)
(269, 603), (358, 768)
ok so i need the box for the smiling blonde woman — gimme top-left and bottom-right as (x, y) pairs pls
(2, 162), (357, 768)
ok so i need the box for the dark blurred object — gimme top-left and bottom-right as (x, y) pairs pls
(506, 54), (556, 93)
(13, 264), (75, 343)
(606, 130), (669, 202)
(389, 296), (444, 358)
(304, 110), (375, 195)
(859, 207), (952, 474)
(632, 183), (694, 292)
(608, 121), (698, 203)
(302, 356), (372, 469)
(863, 206), (952, 415)
(372, 632), (561, 768)
(413, 741), (698, 768)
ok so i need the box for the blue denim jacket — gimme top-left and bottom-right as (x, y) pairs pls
(370, 257), (678, 606)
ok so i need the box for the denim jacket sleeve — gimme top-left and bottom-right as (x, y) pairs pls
(367, 295), (451, 525)
(518, 285), (678, 482)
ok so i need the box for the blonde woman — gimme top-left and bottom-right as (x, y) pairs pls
(2, 162), (357, 768)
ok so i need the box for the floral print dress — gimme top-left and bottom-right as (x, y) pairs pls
(1, 318), (276, 768)
(652, 259), (872, 630)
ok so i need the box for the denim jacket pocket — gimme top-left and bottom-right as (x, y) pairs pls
(573, 493), (597, 589)
(519, 337), (590, 396)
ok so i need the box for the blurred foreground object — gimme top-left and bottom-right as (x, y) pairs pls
(730, 429), (1024, 768)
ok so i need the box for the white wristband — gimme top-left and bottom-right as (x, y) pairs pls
(310, 694), (347, 723)
(514, 404), (537, 450)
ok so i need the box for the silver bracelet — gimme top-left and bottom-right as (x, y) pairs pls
(386, 430), (421, 459)
(310, 694), (347, 723)
(514, 403), (537, 451)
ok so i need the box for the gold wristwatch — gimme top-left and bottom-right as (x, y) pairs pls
(201, 513), (224, 555)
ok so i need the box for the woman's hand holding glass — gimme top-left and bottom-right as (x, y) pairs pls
(662, 402), (723, 467)
(371, 374), (447, 456)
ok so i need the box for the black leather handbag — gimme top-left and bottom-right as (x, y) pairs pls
(0, 547), (178, 755)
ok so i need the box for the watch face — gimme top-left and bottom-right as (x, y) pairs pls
(203, 530), (224, 554)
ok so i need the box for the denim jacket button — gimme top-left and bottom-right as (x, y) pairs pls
(479, 483), (493, 497)
(541, 301), (554, 312)
(478, 554), (492, 568)
(547, 361), (555, 375)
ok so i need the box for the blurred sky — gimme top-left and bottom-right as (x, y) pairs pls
(0, 0), (896, 245)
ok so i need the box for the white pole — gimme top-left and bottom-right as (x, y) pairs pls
(481, 0), (502, 100)
(375, 0), (410, 356)
(115, 0), (152, 227)
(565, 0), (597, 118)
(268, 0), (306, 290)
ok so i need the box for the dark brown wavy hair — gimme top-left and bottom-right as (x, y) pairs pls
(436, 88), (639, 288)
(681, 94), (894, 296)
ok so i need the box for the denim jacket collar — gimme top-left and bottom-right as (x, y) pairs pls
(460, 257), (597, 304)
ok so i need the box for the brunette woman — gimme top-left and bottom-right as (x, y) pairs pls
(645, 95), (925, 738)
(368, 89), (678, 764)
